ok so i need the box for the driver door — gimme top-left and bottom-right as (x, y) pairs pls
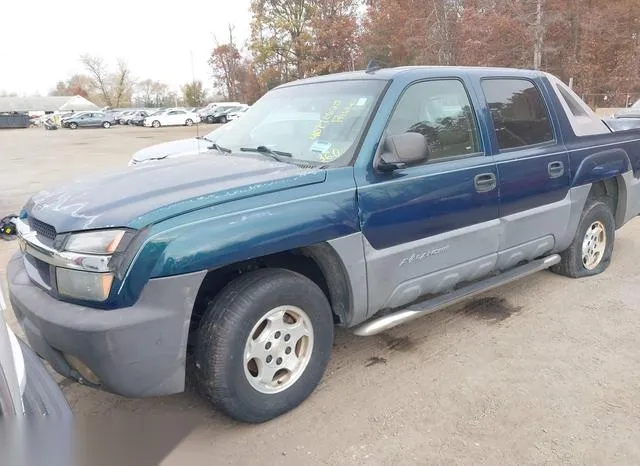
(355, 77), (501, 315)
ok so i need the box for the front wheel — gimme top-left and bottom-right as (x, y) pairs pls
(552, 198), (615, 278)
(68, 122), (78, 129)
(102, 121), (111, 128)
(151, 120), (160, 128)
(194, 268), (334, 423)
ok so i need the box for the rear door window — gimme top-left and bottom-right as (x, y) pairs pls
(481, 78), (554, 150)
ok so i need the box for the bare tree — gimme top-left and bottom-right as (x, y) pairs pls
(80, 54), (112, 107)
(135, 79), (170, 107)
(113, 59), (134, 107)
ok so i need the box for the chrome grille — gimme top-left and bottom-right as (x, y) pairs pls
(28, 217), (57, 240)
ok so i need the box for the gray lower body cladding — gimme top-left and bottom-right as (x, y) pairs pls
(7, 252), (206, 397)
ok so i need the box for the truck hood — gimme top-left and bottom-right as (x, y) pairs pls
(24, 155), (326, 233)
(130, 137), (211, 164)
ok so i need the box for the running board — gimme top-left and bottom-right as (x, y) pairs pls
(352, 254), (561, 337)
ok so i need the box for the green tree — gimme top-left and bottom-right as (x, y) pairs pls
(181, 80), (208, 107)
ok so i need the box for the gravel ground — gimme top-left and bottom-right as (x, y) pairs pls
(1, 125), (640, 465)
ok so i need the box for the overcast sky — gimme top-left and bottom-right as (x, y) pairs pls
(0, 0), (252, 96)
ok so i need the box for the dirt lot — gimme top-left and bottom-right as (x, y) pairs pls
(2, 125), (640, 465)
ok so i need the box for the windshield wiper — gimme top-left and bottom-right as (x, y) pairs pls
(207, 142), (232, 154)
(240, 146), (293, 161)
(195, 135), (231, 154)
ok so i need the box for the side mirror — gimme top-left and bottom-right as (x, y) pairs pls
(375, 132), (429, 171)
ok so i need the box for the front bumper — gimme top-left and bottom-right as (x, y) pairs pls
(8, 252), (206, 397)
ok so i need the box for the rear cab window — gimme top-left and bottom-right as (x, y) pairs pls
(543, 72), (611, 136)
(480, 78), (554, 150)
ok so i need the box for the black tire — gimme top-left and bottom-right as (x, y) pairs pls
(552, 198), (615, 278)
(68, 122), (78, 129)
(102, 121), (111, 128)
(220, 115), (227, 124)
(194, 268), (334, 423)
(152, 120), (160, 128)
(185, 118), (193, 126)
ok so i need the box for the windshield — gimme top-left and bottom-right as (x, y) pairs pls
(213, 79), (388, 166)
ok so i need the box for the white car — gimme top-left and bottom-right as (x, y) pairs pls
(144, 109), (201, 128)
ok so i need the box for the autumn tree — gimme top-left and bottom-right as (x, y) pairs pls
(181, 80), (208, 106)
(50, 74), (93, 99)
(248, 0), (361, 89)
(210, 25), (244, 100)
(249, 0), (314, 83)
(307, 0), (360, 75)
(361, 0), (462, 67)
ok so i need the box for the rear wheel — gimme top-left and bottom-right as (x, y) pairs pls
(152, 120), (160, 128)
(552, 198), (615, 278)
(194, 268), (334, 423)
(68, 122), (78, 129)
(185, 118), (193, 126)
(102, 121), (111, 128)
(220, 115), (228, 124)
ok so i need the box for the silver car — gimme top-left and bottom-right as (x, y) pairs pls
(0, 285), (71, 416)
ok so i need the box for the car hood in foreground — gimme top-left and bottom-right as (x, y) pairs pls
(23, 155), (326, 233)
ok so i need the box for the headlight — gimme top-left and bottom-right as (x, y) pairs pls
(56, 268), (113, 301)
(55, 229), (131, 301)
(64, 230), (126, 254)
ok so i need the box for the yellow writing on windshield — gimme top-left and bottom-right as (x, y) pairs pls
(310, 100), (342, 140)
(318, 146), (343, 162)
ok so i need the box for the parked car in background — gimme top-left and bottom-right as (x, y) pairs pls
(117, 110), (137, 125)
(60, 111), (92, 127)
(130, 109), (162, 126)
(226, 106), (249, 122)
(110, 109), (131, 123)
(197, 101), (244, 118)
(604, 99), (640, 132)
(64, 112), (114, 129)
(202, 104), (249, 124)
(143, 108), (201, 128)
(0, 285), (71, 416)
(123, 110), (151, 125)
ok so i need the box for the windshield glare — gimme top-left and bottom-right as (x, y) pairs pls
(214, 79), (387, 166)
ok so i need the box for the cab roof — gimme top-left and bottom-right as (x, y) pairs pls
(277, 66), (547, 88)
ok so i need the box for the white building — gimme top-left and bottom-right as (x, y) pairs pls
(0, 95), (100, 116)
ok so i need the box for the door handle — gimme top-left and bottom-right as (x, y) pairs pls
(474, 173), (497, 193)
(548, 161), (565, 179)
